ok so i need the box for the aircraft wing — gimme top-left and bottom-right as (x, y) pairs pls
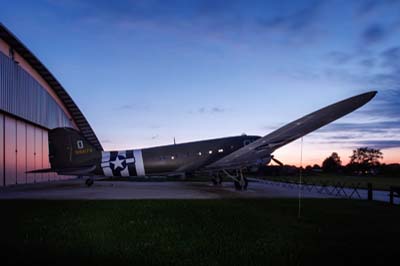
(205, 91), (377, 170)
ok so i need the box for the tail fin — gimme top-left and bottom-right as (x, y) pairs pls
(49, 127), (100, 170)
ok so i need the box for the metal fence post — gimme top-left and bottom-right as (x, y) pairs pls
(367, 183), (373, 201)
(390, 187), (394, 205)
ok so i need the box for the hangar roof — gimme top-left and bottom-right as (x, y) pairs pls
(0, 23), (103, 151)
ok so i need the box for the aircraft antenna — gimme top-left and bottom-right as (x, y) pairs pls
(298, 137), (303, 219)
(174, 137), (176, 145)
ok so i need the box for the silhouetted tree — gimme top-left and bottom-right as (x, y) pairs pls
(312, 164), (322, 173)
(312, 164), (321, 169)
(379, 163), (400, 177)
(304, 165), (313, 175)
(348, 147), (383, 175)
(322, 152), (342, 173)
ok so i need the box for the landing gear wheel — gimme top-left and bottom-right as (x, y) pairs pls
(85, 178), (94, 187)
(234, 181), (242, 190)
(234, 177), (248, 191)
(211, 174), (223, 185)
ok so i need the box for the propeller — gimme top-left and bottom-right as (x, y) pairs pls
(271, 155), (284, 166)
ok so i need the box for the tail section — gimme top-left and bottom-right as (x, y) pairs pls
(48, 127), (100, 172)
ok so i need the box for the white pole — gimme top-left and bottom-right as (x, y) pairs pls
(298, 137), (303, 219)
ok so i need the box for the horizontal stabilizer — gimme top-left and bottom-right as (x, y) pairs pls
(26, 165), (96, 175)
(26, 168), (54, 173)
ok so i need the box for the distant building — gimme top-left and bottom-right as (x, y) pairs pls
(0, 23), (102, 186)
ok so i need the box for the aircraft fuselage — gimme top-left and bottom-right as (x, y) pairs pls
(95, 135), (261, 177)
(48, 128), (261, 177)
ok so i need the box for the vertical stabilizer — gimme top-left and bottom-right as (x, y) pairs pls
(49, 127), (100, 170)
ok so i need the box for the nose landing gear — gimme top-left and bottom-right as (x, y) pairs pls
(234, 176), (248, 190)
(222, 169), (248, 190)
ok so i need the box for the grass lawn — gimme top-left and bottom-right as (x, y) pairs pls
(1, 199), (399, 266)
(261, 174), (400, 191)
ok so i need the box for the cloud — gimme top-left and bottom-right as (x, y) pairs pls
(328, 135), (359, 140)
(101, 139), (112, 143)
(118, 104), (136, 110)
(326, 51), (353, 64)
(211, 107), (224, 113)
(50, 0), (330, 46)
(357, 0), (400, 47)
(356, 0), (400, 16)
(114, 103), (150, 111)
(258, 2), (321, 32)
(260, 88), (400, 153)
(320, 122), (392, 134)
(312, 138), (400, 150)
(380, 46), (400, 70)
(55, 0), (243, 38)
(323, 47), (400, 123)
(360, 89), (400, 119)
(322, 47), (400, 92)
(362, 23), (387, 44)
(354, 140), (400, 149)
(254, 1), (325, 45)
(360, 58), (375, 68)
(357, 0), (380, 15)
(308, 87), (400, 151)
(191, 106), (226, 114)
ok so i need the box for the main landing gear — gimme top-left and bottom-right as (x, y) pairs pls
(222, 169), (248, 191)
(211, 172), (223, 185)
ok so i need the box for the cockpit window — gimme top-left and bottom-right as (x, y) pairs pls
(243, 139), (251, 146)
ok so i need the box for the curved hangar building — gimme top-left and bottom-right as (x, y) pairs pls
(0, 23), (102, 186)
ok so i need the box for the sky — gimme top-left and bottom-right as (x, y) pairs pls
(1, 0), (399, 166)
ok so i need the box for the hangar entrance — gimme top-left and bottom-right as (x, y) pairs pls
(0, 113), (55, 186)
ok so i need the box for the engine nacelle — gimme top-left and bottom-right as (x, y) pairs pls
(255, 155), (272, 166)
(247, 155), (272, 172)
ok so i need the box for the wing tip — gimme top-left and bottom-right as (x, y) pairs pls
(365, 90), (377, 99)
(354, 90), (377, 105)
(367, 90), (377, 97)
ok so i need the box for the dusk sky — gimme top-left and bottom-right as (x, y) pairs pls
(1, 0), (399, 166)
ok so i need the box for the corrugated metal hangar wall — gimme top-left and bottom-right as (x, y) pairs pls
(0, 51), (72, 185)
(0, 23), (102, 186)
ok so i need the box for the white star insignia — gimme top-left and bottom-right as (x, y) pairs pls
(111, 156), (124, 170)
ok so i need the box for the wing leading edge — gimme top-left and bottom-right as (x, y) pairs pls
(206, 91), (377, 170)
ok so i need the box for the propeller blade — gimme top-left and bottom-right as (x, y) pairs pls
(271, 156), (284, 166)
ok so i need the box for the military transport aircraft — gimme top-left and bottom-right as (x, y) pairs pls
(30, 91), (377, 190)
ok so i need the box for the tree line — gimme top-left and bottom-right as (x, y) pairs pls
(258, 147), (400, 177)
(320, 147), (384, 175)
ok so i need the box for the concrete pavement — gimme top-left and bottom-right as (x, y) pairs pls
(0, 178), (334, 200)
